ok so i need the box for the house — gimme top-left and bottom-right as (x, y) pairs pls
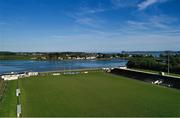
(58, 57), (63, 60)
(86, 56), (96, 60)
(68, 57), (72, 59)
(76, 57), (84, 60)
(41, 57), (47, 60)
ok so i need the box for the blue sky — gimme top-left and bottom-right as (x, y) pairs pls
(0, 0), (180, 52)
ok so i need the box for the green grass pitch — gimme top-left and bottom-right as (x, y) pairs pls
(1, 70), (180, 117)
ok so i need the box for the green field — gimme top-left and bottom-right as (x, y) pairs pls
(20, 71), (180, 117)
(0, 80), (17, 117)
(1, 71), (180, 117)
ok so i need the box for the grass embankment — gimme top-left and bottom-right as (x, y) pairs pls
(0, 80), (17, 117)
(19, 71), (180, 117)
(130, 68), (180, 77)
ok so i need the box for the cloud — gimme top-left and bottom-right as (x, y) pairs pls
(138, 0), (158, 10)
(75, 17), (99, 28)
(77, 7), (107, 15)
(51, 28), (180, 51)
(125, 15), (177, 31)
(111, 0), (140, 8)
(66, 4), (108, 29)
(67, 12), (106, 28)
(138, 0), (170, 10)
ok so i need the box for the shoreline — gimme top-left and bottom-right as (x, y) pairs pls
(0, 58), (127, 61)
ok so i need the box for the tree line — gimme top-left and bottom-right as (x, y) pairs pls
(0, 52), (129, 60)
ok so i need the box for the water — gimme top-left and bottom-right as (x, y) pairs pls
(0, 59), (127, 74)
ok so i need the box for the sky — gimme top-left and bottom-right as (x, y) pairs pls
(0, 0), (180, 52)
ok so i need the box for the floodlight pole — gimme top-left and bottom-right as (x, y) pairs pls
(168, 51), (170, 75)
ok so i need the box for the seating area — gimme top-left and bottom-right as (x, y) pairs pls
(111, 68), (180, 89)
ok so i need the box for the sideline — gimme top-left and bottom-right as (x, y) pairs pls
(16, 79), (22, 117)
(40, 68), (101, 74)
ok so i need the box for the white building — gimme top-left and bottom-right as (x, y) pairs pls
(1, 71), (39, 81)
(76, 57), (85, 60)
(1, 74), (19, 81)
(58, 57), (63, 60)
(27, 72), (39, 76)
(102, 68), (111, 72)
(86, 56), (96, 60)
(52, 73), (61, 76)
